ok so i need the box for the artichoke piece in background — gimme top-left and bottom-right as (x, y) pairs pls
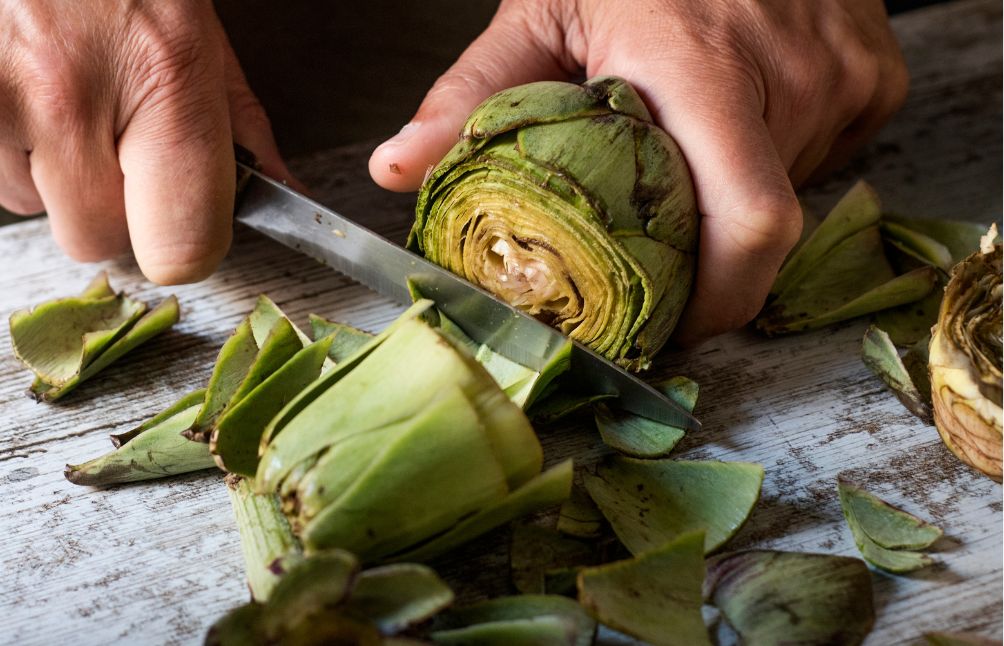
(432, 595), (596, 646)
(837, 477), (942, 573)
(256, 302), (572, 563)
(929, 229), (1003, 480)
(704, 550), (875, 646)
(862, 325), (932, 422)
(577, 531), (710, 646)
(410, 76), (698, 370)
(594, 375), (697, 458)
(510, 523), (599, 595)
(583, 457), (763, 555)
(757, 182), (937, 336)
(10, 272), (179, 401)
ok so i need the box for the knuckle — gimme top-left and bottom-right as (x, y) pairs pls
(725, 190), (803, 259)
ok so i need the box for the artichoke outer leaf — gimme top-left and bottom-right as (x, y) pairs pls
(594, 377), (695, 458)
(510, 523), (598, 595)
(881, 220), (955, 272)
(225, 317), (303, 411)
(307, 313), (374, 362)
(557, 484), (606, 539)
(65, 402), (214, 486)
(883, 214), (989, 266)
(433, 595), (596, 646)
(837, 477), (941, 573)
(583, 457), (763, 555)
(392, 459), (573, 563)
(211, 336), (332, 477)
(204, 602), (267, 646)
(769, 180), (882, 299)
(262, 549), (360, 637)
(188, 317), (261, 440)
(861, 325), (932, 422)
(342, 563), (454, 635)
(704, 550), (875, 646)
(431, 616), (578, 646)
(110, 388), (207, 447)
(577, 530), (710, 646)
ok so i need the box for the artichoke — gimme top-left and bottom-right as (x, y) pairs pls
(928, 228), (1002, 480)
(409, 76), (698, 370)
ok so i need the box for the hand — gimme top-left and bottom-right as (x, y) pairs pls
(369, 0), (909, 344)
(0, 0), (293, 284)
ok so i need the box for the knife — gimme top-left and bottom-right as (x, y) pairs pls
(234, 163), (700, 432)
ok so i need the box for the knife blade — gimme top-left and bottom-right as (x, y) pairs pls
(234, 163), (700, 432)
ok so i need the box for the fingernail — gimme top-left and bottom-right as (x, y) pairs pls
(379, 122), (420, 149)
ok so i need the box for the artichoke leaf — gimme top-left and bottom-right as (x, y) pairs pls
(594, 375), (697, 458)
(704, 550), (875, 646)
(883, 214), (988, 266)
(837, 477), (942, 573)
(882, 220), (955, 272)
(861, 325), (932, 422)
(433, 595), (595, 646)
(583, 457), (763, 555)
(65, 400), (214, 486)
(577, 530), (710, 646)
(342, 563), (454, 635)
(262, 549), (361, 636)
(110, 388), (207, 447)
(557, 484), (606, 539)
(308, 313), (374, 362)
(187, 318), (260, 440)
(510, 523), (598, 595)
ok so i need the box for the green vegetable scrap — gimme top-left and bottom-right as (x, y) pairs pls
(595, 375), (697, 458)
(410, 76), (699, 370)
(704, 550), (875, 646)
(10, 272), (179, 401)
(254, 300), (572, 563)
(837, 477), (943, 573)
(577, 531), (710, 646)
(557, 484), (606, 539)
(431, 595), (596, 646)
(583, 457), (763, 555)
(205, 549), (452, 645)
(308, 313), (373, 362)
(757, 181), (938, 336)
(510, 523), (599, 596)
(861, 325), (932, 422)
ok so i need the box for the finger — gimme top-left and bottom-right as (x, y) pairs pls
(218, 28), (303, 191)
(0, 146), (43, 215)
(118, 46), (234, 285)
(28, 97), (130, 260)
(615, 66), (802, 344)
(368, 2), (571, 192)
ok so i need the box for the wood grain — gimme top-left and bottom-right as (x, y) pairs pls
(1, 2), (1000, 644)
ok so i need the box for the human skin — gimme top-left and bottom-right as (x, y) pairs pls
(0, 0), (293, 284)
(369, 0), (909, 344)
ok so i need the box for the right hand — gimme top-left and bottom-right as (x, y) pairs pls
(0, 0), (293, 284)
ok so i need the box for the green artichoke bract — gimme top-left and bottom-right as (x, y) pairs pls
(255, 300), (572, 563)
(929, 228), (1003, 480)
(410, 76), (698, 370)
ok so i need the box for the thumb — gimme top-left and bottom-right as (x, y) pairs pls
(369, 3), (570, 192)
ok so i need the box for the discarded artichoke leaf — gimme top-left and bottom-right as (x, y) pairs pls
(595, 375), (697, 458)
(510, 523), (598, 595)
(883, 214), (988, 266)
(226, 475), (302, 602)
(583, 457), (763, 555)
(924, 632), (1000, 646)
(110, 388), (207, 447)
(904, 336), (933, 403)
(578, 530), (710, 646)
(393, 460), (573, 564)
(226, 317), (303, 410)
(873, 287), (944, 347)
(882, 220), (955, 272)
(80, 271), (115, 299)
(704, 550), (875, 646)
(862, 325), (932, 422)
(929, 234), (1003, 480)
(557, 484), (605, 539)
(250, 294), (312, 347)
(308, 313), (374, 362)
(276, 612), (383, 646)
(838, 478), (942, 549)
(838, 477), (941, 573)
(433, 595), (595, 646)
(211, 336), (333, 477)
(204, 602), (267, 646)
(770, 180), (882, 298)
(263, 549), (361, 636)
(341, 563), (454, 635)
(410, 76), (698, 370)
(256, 299), (435, 453)
(527, 383), (617, 424)
(431, 616), (578, 646)
(65, 401), (214, 486)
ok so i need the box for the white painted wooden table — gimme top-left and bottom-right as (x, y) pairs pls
(1, 2), (1001, 644)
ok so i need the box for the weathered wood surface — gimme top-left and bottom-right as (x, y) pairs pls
(1, 1), (1000, 644)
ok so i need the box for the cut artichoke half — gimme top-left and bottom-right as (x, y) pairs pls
(929, 228), (1003, 480)
(10, 272), (179, 401)
(410, 76), (698, 370)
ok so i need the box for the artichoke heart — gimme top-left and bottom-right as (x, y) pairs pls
(410, 76), (698, 370)
(929, 228), (1002, 480)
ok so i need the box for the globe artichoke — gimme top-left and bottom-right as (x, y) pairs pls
(929, 228), (1002, 480)
(409, 76), (698, 370)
